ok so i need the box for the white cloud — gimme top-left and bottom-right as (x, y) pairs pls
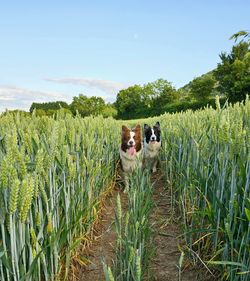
(0, 78), (131, 112)
(0, 85), (69, 112)
(45, 77), (129, 96)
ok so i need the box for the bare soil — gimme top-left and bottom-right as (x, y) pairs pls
(149, 172), (216, 281)
(71, 172), (217, 281)
(70, 186), (127, 281)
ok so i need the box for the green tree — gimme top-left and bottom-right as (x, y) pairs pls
(215, 31), (250, 102)
(101, 104), (117, 118)
(115, 79), (178, 119)
(147, 79), (179, 114)
(70, 94), (106, 117)
(189, 74), (216, 101)
(115, 85), (145, 119)
(29, 101), (69, 113)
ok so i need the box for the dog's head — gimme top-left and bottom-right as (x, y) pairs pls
(144, 122), (161, 144)
(121, 124), (142, 155)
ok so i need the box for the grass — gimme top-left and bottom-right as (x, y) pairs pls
(159, 96), (250, 280)
(0, 111), (120, 280)
(103, 168), (153, 281)
(1, 96), (250, 280)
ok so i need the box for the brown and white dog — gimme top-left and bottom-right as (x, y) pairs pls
(120, 124), (142, 191)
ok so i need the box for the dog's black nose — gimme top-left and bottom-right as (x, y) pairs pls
(151, 137), (155, 141)
(129, 140), (133, 145)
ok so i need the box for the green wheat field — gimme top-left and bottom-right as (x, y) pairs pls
(0, 97), (250, 281)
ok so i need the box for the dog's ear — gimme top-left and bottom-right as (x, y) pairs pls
(122, 125), (129, 131)
(134, 124), (141, 136)
(134, 125), (142, 151)
(154, 122), (160, 131)
(121, 125), (129, 136)
(155, 121), (160, 128)
(134, 124), (141, 131)
(144, 124), (150, 130)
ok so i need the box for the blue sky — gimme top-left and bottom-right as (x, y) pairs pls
(0, 0), (249, 111)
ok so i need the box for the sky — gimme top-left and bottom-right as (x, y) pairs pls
(0, 0), (249, 112)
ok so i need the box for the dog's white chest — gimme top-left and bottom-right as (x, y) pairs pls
(144, 141), (161, 159)
(120, 149), (142, 173)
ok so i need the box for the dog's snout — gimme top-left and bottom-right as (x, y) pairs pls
(129, 140), (134, 145)
(151, 136), (155, 141)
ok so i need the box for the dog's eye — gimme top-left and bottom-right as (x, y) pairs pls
(133, 136), (135, 139)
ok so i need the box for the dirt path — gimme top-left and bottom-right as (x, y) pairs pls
(79, 194), (116, 281)
(74, 192), (117, 281)
(71, 186), (127, 281)
(71, 172), (215, 281)
(150, 173), (214, 281)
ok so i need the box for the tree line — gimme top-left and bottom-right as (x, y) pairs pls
(29, 30), (250, 120)
(30, 96), (117, 118)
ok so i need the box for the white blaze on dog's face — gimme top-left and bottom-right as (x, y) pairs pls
(128, 131), (136, 147)
(150, 129), (157, 143)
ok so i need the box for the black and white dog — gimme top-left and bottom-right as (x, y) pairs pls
(143, 122), (161, 172)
